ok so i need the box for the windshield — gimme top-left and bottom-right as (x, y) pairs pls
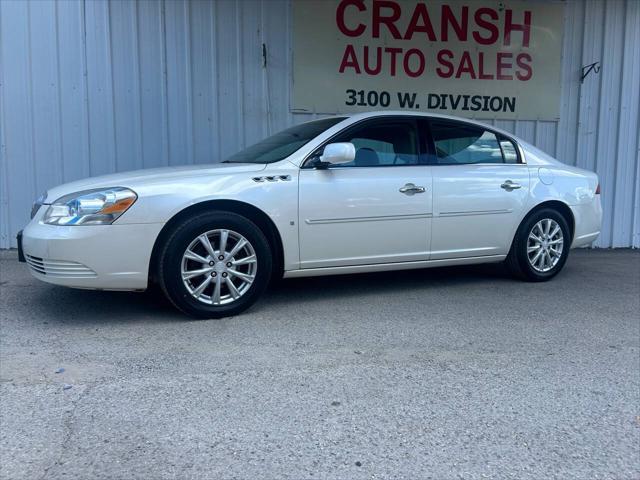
(224, 117), (346, 164)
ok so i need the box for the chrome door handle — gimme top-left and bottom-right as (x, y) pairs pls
(399, 183), (426, 195)
(501, 180), (522, 191)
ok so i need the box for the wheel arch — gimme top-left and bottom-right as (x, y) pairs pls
(148, 199), (284, 286)
(514, 200), (575, 245)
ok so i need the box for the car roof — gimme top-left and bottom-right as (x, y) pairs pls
(292, 111), (564, 168)
(342, 110), (517, 139)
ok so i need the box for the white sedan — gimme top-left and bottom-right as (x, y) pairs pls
(20, 112), (602, 318)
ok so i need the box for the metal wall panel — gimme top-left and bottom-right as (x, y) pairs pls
(0, 0), (638, 248)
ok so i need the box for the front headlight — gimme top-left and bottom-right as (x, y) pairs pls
(43, 187), (137, 225)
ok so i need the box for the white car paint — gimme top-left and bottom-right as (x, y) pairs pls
(299, 165), (433, 268)
(429, 163), (531, 260)
(21, 111), (602, 291)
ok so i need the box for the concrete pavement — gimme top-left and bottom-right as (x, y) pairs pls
(1, 249), (639, 479)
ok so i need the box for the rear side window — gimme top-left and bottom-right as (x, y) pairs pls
(331, 120), (420, 167)
(430, 122), (519, 165)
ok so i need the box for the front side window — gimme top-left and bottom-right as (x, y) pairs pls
(224, 117), (346, 164)
(328, 120), (420, 167)
(430, 122), (518, 165)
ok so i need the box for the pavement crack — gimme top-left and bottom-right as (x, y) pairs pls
(37, 382), (95, 480)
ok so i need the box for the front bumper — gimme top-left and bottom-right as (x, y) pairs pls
(17, 230), (26, 262)
(21, 209), (164, 290)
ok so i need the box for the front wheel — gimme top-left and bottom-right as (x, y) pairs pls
(158, 212), (272, 318)
(506, 208), (571, 281)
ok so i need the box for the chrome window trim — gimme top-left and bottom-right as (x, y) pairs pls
(300, 114), (527, 169)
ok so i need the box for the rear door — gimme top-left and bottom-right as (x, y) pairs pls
(427, 120), (530, 260)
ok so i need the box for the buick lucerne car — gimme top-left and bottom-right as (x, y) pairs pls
(19, 112), (602, 318)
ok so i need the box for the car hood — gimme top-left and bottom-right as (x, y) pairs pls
(44, 163), (266, 203)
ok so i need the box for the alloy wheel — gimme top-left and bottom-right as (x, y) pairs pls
(180, 229), (257, 305)
(526, 218), (564, 273)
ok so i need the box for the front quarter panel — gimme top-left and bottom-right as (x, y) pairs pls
(117, 162), (301, 270)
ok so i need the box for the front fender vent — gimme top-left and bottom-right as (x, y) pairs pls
(252, 175), (291, 183)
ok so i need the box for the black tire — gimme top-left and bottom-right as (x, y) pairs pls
(505, 208), (571, 282)
(158, 211), (272, 319)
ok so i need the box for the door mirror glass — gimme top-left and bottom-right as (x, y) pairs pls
(320, 142), (356, 165)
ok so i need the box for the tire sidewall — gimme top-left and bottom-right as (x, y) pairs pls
(160, 212), (272, 318)
(515, 209), (571, 281)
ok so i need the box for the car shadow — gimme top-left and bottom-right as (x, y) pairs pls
(27, 262), (513, 323)
(28, 284), (179, 324)
(266, 262), (512, 305)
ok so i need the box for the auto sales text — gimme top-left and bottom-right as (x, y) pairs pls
(336, 0), (534, 81)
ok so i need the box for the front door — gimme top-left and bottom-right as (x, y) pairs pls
(298, 118), (432, 269)
(427, 120), (530, 260)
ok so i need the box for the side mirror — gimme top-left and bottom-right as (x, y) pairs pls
(320, 142), (356, 166)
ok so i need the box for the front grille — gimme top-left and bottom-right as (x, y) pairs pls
(25, 255), (97, 278)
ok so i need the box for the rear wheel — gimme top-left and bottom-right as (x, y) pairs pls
(158, 212), (272, 318)
(506, 208), (571, 281)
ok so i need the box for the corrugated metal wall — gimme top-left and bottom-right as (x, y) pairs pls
(1, 0), (638, 248)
